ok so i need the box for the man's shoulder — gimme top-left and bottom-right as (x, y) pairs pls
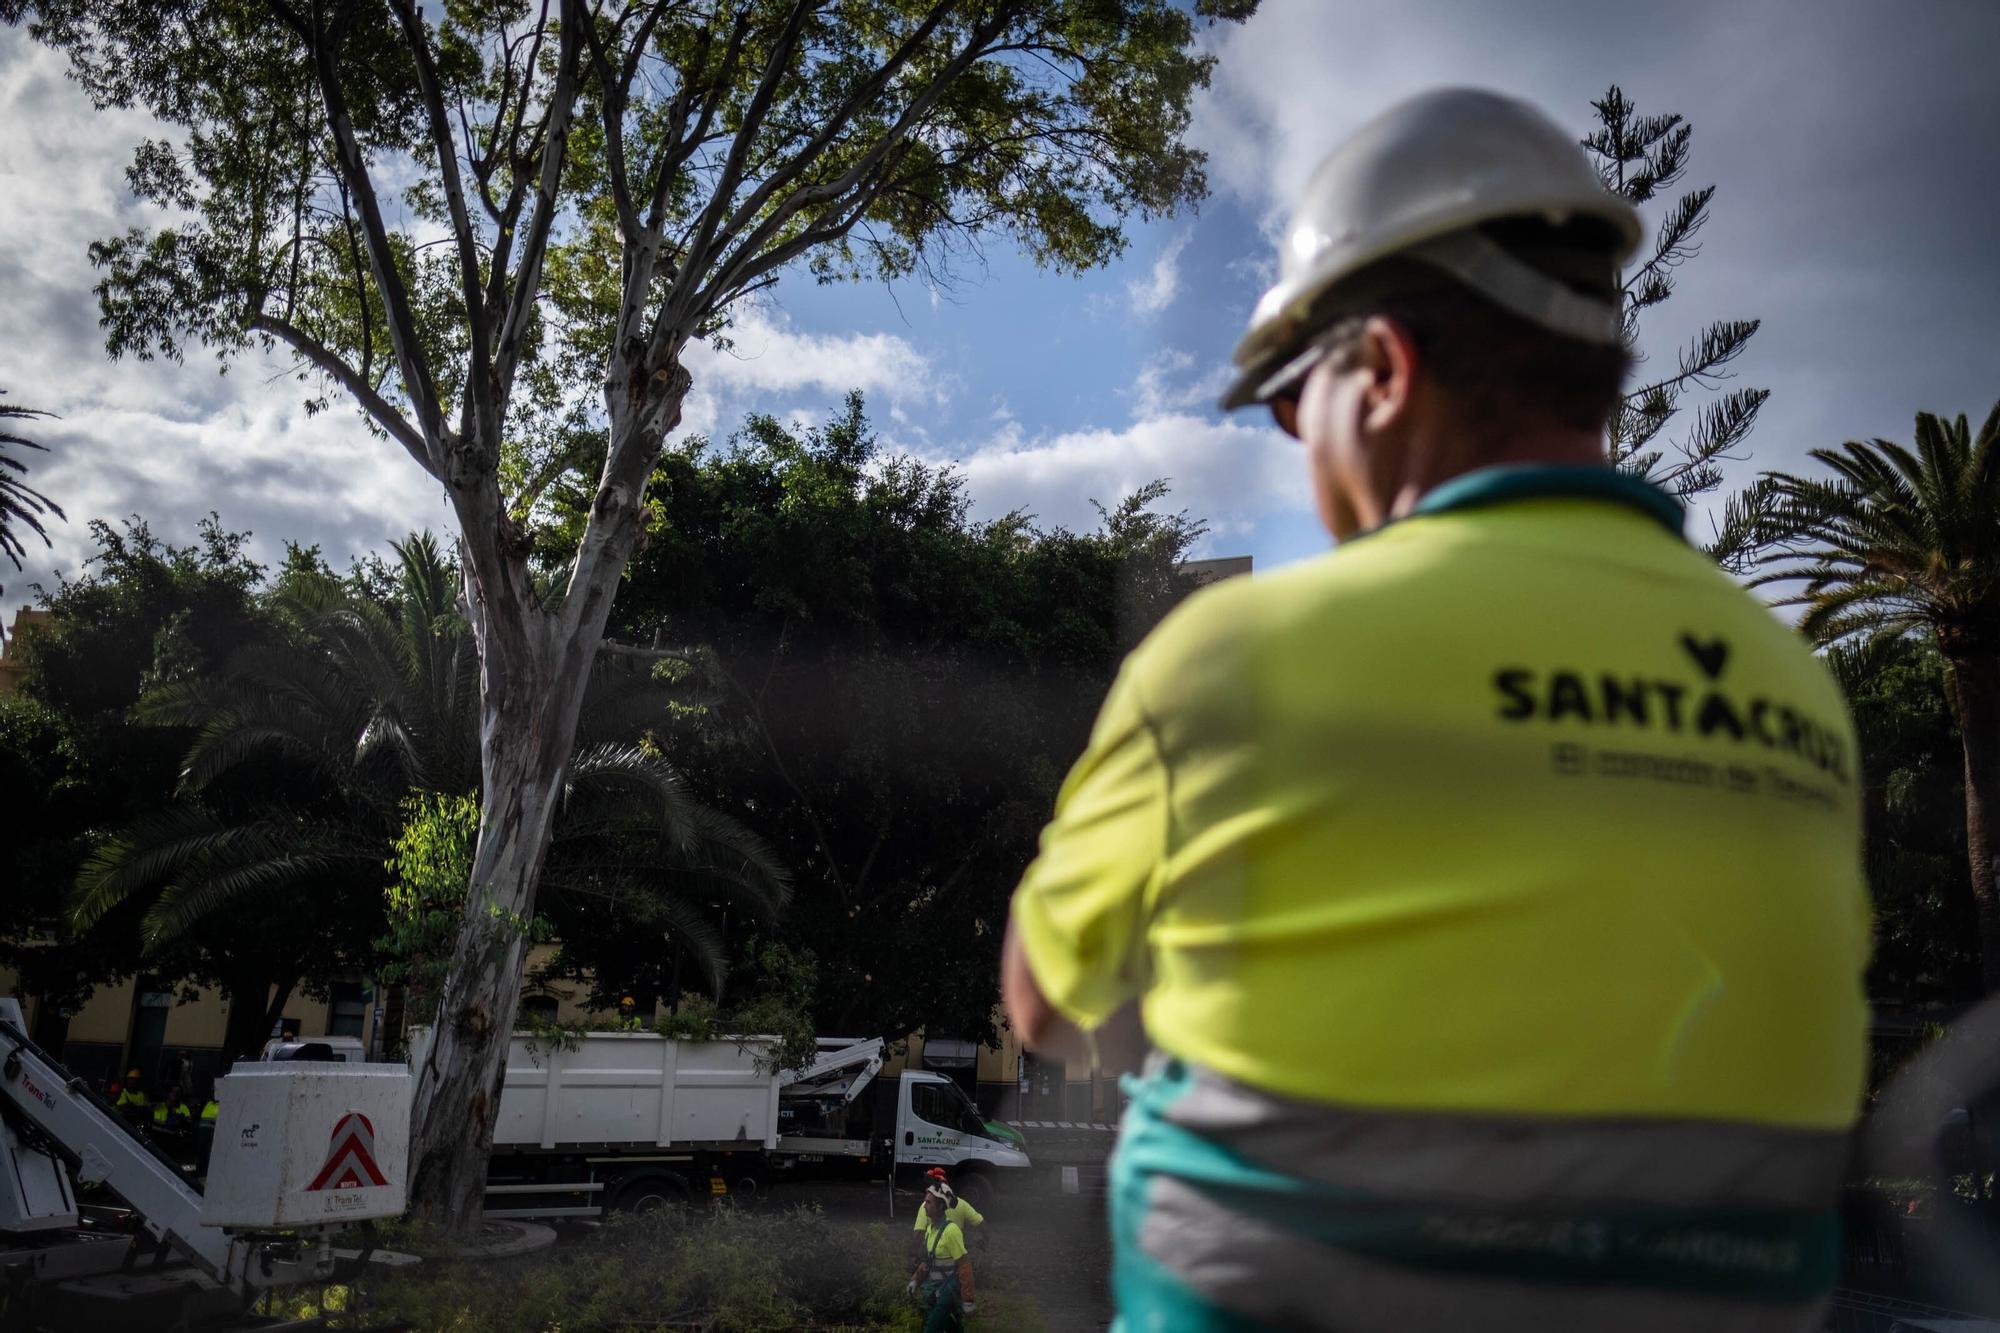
(1127, 546), (1429, 693)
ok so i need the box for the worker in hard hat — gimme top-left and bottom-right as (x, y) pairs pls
(1003, 87), (1867, 1331)
(113, 1068), (148, 1123)
(908, 1184), (969, 1331)
(910, 1167), (983, 1312)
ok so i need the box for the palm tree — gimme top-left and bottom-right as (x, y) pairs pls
(1, 391), (66, 599)
(77, 534), (790, 1053)
(1755, 401), (2000, 990)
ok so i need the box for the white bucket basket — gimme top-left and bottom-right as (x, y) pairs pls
(201, 1063), (412, 1229)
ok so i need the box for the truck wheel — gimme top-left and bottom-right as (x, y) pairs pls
(613, 1173), (689, 1214)
(953, 1169), (995, 1212)
(726, 1162), (769, 1200)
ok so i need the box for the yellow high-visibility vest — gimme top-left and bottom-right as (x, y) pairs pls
(1013, 465), (1868, 1130)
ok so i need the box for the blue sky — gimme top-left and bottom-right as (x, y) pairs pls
(4, 0), (1998, 611)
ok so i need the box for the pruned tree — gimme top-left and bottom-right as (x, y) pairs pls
(1583, 86), (1770, 568)
(4, 0), (1254, 1228)
(0, 390), (65, 600)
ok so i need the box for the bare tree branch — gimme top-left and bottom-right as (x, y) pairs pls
(252, 313), (433, 473)
(287, 0), (448, 461)
(655, 0), (814, 334)
(702, 7), (1019, 308)
(579, 2), (640, 243)
(390, 0), (497, 444)
(714, 1), (960, 242)
(493, 0), (585, 405)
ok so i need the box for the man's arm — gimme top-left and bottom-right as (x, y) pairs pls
(1002, 915), (1083, 1057)
(1004, 916), (1149, 1069)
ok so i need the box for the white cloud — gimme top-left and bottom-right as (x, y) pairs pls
(688, 303), (937, 402)
(1131, 349), (1233, 420)
(1126, 230), (1192, 316)
(940, 411), (1304, 540)
(0, 39), (448, 604)
(672, 302), (942, 444)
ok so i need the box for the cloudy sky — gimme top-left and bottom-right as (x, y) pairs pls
(3, 0), (1997, 619)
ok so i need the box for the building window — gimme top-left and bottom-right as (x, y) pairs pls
(329, 983), (368, 1039)
(520, 994), (559, 1024)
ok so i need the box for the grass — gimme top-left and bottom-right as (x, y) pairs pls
(275, 1204), (1049, 1332)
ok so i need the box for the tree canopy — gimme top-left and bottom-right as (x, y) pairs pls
(0, 518), (379, 1059)
(1756, 403), (2000, 991)
(590, 393), (1205, 1041)
(1830, 633), (1977, 1002)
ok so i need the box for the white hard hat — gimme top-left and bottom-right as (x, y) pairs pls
(1220, 88), (1642, 410)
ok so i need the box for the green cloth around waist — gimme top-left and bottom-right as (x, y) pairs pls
(1114, 1061), (1840, 1304)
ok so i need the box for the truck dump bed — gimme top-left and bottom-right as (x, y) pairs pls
(409, 1027), (780, 1151)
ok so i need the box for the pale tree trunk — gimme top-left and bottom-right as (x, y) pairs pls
(1949, 646), (2000, 995)
(404, 376), (687, 1230)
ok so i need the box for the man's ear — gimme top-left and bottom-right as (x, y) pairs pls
(1360, 314), (1419, 433)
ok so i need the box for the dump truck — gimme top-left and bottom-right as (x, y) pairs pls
(405, 1027), (1031, 1219)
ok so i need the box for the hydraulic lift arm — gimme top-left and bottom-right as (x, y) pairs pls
(0, 997), (333, 1292)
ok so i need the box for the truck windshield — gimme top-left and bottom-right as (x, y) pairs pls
(948, 1084), (992, 1138)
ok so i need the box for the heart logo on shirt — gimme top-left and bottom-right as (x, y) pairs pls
(1680, 633), (1730, 681)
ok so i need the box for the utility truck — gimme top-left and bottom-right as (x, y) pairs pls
(1, 997), (412, 1330)
(408, 1027), (1029, 1219)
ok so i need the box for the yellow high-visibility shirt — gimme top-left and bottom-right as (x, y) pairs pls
(1012, 466), (1870, 1130)
(921, 1218), (967, 1264)
(912, 1198), (983, 1231)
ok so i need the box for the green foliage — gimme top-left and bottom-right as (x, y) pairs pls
(1758, 402), (2000, 990)
(0, 696), (101, 1012)
(1, 516), (375, 1053)
(1755, 405), (2000, 649)
(1583, 87), (1770, 566)
(92, 533), (788, 1001)
(1830, 635), (1977, 1001)
(0, 389), (65, 595)
(644, 940), (821, 1073)
(301, 1207), (956, 1331)
(18, 515), (264, 727)
(585, 394), (1205, 1043)
(379, 792), (481, 1028)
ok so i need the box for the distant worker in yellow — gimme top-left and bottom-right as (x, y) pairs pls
(908, 1185), (970, 1331)
(1004, 87), (1869, 1331)
(151, 1084), (193, 1133)
(112, 1068), (148, 1122)
(911, 1167), (982, 1312)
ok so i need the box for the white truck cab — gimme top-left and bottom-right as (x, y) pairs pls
(773, 1041), (1029, 1207)
(894, 1069), (1030, 1174)
(259, 1035), (367, 1064)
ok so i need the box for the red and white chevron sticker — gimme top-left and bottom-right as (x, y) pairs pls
(307, 1111), (389, 1191)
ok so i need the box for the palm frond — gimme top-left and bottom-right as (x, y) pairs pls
(73, 805), (373, 941)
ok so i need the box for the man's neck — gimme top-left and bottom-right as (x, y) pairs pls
(1380, 426), (1607, 525)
